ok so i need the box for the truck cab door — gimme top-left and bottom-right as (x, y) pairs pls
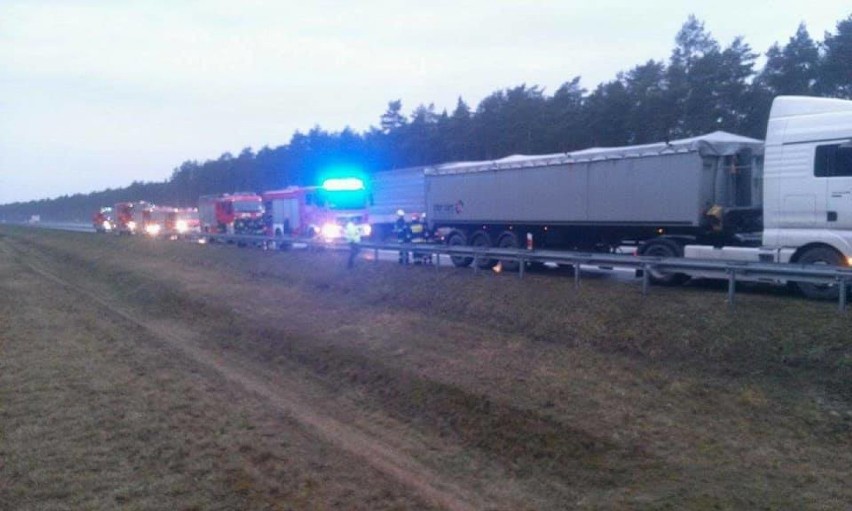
(816, 141), (852, 230)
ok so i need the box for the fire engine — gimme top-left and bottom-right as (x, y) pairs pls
(198, 193), (265, 235)
(142, 206), (179, 237)
(173, 208), (201, 236)
(113, 201), (152, 235)
(92, 207), (114, 233)
(262, 178), (371, 241)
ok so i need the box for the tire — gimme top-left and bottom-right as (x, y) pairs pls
(471, 231), (497, 269)
(640, 239), (689, 286)
(497, 231), (520, 272)
(447, 231), (472, 268)
(794, 246), (846, 300)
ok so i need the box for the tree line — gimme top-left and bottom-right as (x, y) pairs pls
(2, 15), (851, 222)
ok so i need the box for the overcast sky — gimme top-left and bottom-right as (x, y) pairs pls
(1, 1), (850, 204)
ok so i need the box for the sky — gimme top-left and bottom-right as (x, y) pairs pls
(1, 0), (850, 204)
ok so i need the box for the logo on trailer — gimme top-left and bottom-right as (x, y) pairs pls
(454, 200), (464, 214)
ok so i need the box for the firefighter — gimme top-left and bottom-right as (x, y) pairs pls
(394, 209), (411, 264)
(344, 220), (361, 268)
(409, 213), (430, 264)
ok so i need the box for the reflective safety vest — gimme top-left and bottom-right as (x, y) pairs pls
(344, 222), (361, 243)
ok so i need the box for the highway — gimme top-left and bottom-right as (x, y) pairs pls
(22, 221), (641, 282)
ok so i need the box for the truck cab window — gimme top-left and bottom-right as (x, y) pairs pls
(814, 142), (852, 177)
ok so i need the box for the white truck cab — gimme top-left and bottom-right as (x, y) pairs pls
(685, 96), (852, 298)
(763, 96), (852, 263)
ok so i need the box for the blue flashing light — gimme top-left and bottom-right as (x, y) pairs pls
(322, 177), (365, 192)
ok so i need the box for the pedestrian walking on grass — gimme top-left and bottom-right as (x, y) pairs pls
(345, 220), (361, 268)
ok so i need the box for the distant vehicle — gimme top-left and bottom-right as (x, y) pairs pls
(142, 206), (178, 237)
(92, 207), (113, 233)
(113, 201), (151, 235)
(424, 96), (852, 299)
(173, 208), (200, 236)
(28, 214), (40, 224)
(198, 193), (265, 235)
(262, 178), (371, 241)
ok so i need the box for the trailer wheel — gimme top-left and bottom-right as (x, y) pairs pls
(471, 231), (497, 269)
(447, 232), (473, 268)
(497, 232), (520, 272)
(640, 239), (689, 286)
(794, 246), (846, 300)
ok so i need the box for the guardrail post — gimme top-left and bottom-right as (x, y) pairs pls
(473, 253), (480, 275)
(838, 277), (847, 313)
(727, 269), (736, 309)
(519, 258), (525, 279)
(435, 252), (440, 270)
(373, 247), (379, 264)
(574, 263), (580, 288)
(642, 264), (650, 296)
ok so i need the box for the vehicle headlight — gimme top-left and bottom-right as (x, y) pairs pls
(145, 224), (161, 236)
(361, 224), (372, 237)
(321, 223), (342, 240)
(176, 220), (188, 233)
(102, 220), (112, 230)
(127, 221), (137, 231)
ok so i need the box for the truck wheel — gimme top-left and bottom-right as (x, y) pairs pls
(640, 239), (689, 286)
(447, 232), (472, 268)
(497, 232), (520, 272)
(794, 246), (846, 300)
(471, 231), (497, 269)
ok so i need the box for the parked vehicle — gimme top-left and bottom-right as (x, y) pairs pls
(173, 208), (200, 236)
(198, 193), (265, 235)
(423, 96), (852, 299)
(367, 166), (427, 241)
(262, 178), (371, 241)
(113, 201), (151, 235)
(92, 207), (113, 233)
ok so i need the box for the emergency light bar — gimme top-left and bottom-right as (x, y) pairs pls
(321, 178), (365, 191)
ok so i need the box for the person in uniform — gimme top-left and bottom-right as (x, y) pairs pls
(394, 209), (411, 264)
(344, 220), (361, 268)
(409, 213), (429, 264)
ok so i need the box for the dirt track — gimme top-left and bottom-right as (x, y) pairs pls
(2, 226), (851, 509)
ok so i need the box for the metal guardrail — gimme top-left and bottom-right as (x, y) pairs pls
(189, 231), (852, 312)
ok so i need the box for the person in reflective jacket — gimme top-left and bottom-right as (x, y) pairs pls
(393, 209), (411, 264)
(344, 220), (361, 268)
(409, 213), (430, 264)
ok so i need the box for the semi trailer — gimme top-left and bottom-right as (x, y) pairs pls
(425, 96), (852, 299)
(368, 165), (428, 240)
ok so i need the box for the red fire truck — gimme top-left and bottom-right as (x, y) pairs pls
(262, 178), (372, 241)
(173, 208), (201, 236)
(92, 207), (114, 233)
(142, 206), (178, 237)
(113, 201), (152, 235)
(198, 193), (265, 235)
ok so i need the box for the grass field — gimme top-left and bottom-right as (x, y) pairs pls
(1, 225), (850, 509)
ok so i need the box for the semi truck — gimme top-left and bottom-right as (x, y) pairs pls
(368, 165), (428, 240)
(262, 178), (372, 241)
(198, 193), (265, 235)
(424, 96), (852, 299)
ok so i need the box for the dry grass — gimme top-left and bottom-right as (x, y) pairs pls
(2, 225), (852, 510)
